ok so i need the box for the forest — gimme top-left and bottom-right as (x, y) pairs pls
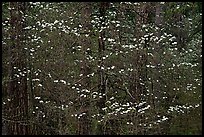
(2, 2), (202, 135)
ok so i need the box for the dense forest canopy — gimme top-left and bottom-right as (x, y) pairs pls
(2, 2), (202, 135)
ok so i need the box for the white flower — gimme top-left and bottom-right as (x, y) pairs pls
(35, 96), (41, 99)
(116, 24), (120, 27)
(80, 94), (84, 97)
(172, 42), (177, 45)
(45, 101), (50, 103)
(142, 24), (146, 28)
(60, 80), (66, 84)
(195, 104), (200, 108)
(32, 79), (40, 81)
(72, 86), (75, 89)
(48, 73), (52, 78)
(54, 20), (59, 24)
(39, 100), (43, 103)
(138, 101), (146, 107)
(90, 73), (94, 76)
(162, 116), (168, 121)
(110, 97), (114, 100)
(111, 66), (115, 69)
(54, 80), (58, 83)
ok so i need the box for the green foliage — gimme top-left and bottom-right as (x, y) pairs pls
(2, 2), (201, 135)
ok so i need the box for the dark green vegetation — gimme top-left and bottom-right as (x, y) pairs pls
(2, 2), (202, 135)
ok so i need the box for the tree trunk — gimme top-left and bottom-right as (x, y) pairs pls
(77, 2), (92, 135)
(6, 2), (29, 135)
(97, 2), (110, 135)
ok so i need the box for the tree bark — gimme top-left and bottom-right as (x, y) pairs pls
(77, 2), (92, 135)
(96, 2), (110, 135)
(6, 2), (29, 135)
